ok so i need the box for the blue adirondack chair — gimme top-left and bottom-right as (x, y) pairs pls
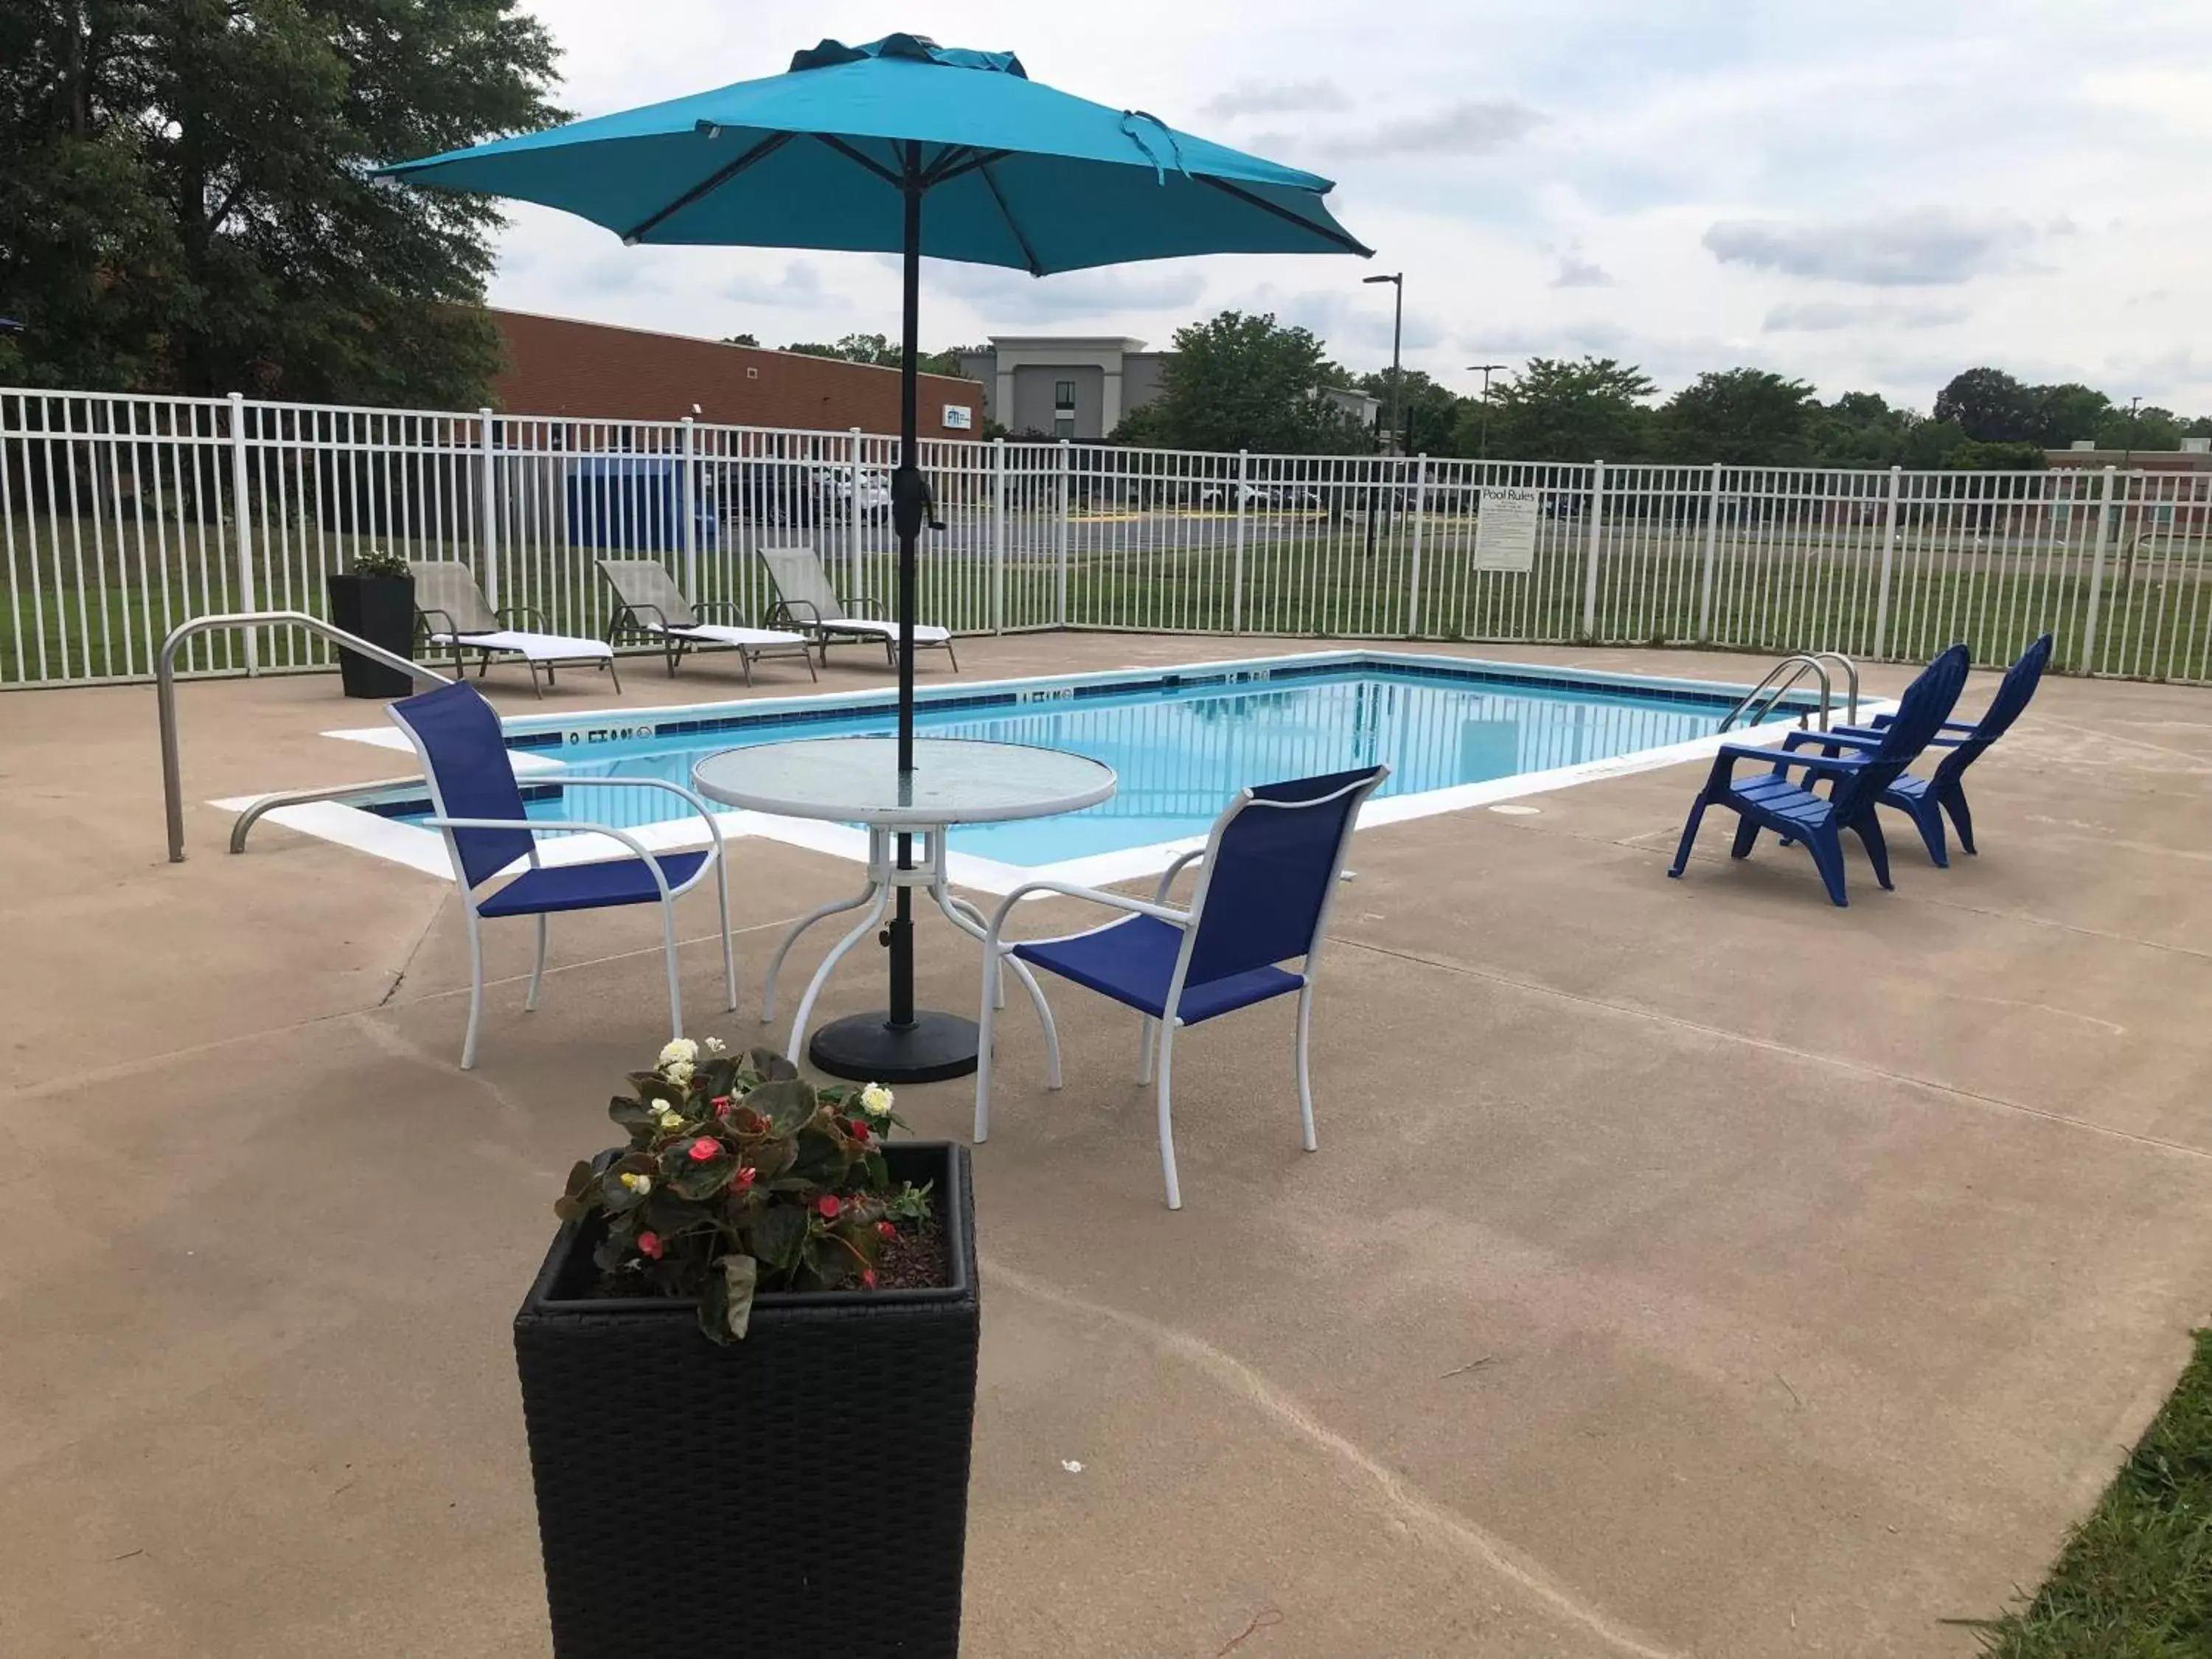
(973, 765), (1388, 1210)
(388, 681), (735, 1068)
(1667, 645), (1969, 906)
(1775, 633), (2053, 867)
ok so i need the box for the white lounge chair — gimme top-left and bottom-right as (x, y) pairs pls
(759, 545), (958, 671)
(410, 561), (619, 699)
(597, 558), (816, 685)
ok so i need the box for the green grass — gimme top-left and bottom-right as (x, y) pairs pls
(1966, 1330), (2212, 1656)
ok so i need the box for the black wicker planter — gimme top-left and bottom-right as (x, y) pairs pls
(514, 1141), (979, 1659)
(324, 571), (417, 698)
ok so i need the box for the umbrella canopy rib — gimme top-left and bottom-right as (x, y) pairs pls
(621, 131), (794, 243)
(1195, 175), (1372, 256)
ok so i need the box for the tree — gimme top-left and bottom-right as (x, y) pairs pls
(0, 1), (563, 404)
(2028, 382), (2111, 448)
(1947, 439), (2047, 470)
(1934, 368), (2038, 443)
(1108, 310), (1368, 453)
(1809, 392), (1916, 468)
(1353, 367), (1464, 455)
(722, 333), (760, 347)
(1660, 368), (1818, 465)
(2095, 403), (2183, 453)
(782, 333), (974, 376)
(1470, 356), (1656, 461)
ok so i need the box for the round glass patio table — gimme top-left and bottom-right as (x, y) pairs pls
(692, 737), (1116, 1079)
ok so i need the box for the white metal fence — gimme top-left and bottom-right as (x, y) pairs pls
(6, 386), (2210, 689)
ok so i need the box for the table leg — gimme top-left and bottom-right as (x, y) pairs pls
(760, 882), (880, 1026)
(786, 880), (892, 1065)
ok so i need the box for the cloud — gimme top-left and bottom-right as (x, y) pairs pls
(1763, 299), (1970, 332)
(928, 262), (1208, 324)
(1241, 286), (1445, 361)
(1320, 100), (1544, 160)
(1199, 79), (1349, 119)
(1703, 208), (2040, 286)
(1551, 254), (1615, 289)
(720, 260), (831, 310)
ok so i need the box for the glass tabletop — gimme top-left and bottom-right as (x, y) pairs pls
(691, 737), (1118, 827)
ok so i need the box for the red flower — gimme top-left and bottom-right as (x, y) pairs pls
(636, 1231), (663, 1259)
(711, 1096), (733, 1119)
(848, 1118), (870, 1143)
(686, 1136), (720, 1163)
(877, 1221), (897, 1240)
(815, 1194), (841, 1220)
(861, 1269), (879, 1290)
(734, 1166), (757, 1190)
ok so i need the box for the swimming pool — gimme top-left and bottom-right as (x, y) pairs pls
(298, 650), (1849, 891)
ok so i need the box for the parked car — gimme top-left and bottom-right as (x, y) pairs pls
(812, 465), (892, 521)
(1196, 481), (1279, 508)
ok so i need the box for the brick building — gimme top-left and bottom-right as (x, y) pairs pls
(488, 310), (984, 439)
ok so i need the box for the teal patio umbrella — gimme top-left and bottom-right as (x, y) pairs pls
(378, 32), (1369, 1079)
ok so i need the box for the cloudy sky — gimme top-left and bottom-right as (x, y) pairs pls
(488, 0), (2212, 414)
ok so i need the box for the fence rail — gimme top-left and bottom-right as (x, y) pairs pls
(7, 386), (2210, 690)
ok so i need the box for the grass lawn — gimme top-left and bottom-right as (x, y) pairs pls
(1970, 1331), (2212, 1656)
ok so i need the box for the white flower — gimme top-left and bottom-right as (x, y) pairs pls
(703, 1036), (727, 1055)
(860, 1083), (894, 1118)
(658, 1037), (698, 1068)
(664, 1060), (693, 1088)
(618, 1172), (653, 1195)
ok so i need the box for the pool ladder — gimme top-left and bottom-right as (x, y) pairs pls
(1717, 652), (1860, 733)
(157, 611), (450, 862)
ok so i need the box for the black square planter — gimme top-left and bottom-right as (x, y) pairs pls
(324, 572), (417, 698)
(514, 1141), (979, 1659)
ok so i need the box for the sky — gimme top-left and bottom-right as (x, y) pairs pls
(486, 0), (2212, 417)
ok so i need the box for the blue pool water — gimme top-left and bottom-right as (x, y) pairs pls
(384, 660), (1796, 868)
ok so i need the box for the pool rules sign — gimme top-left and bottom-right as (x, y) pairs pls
(1473, 486), (1540, 573)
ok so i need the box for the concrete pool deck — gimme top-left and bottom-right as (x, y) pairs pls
(4, 633), (2211, 1657)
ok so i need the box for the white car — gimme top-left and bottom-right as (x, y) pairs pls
(1197, 481), (1279, 508)
(811, 465), (892, 520)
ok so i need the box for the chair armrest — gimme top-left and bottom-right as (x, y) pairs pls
(425, 816), (677, 900)
(417, 605), (462, 640)
(608, 600), (678, 641)
(1781, 727), (1883, 752)
(566, 776), (727, 854)
(497, 605), (551, 631)
(838, 592), (885, 619)
(1152, 848), (1207, 906)
(768, 597), (824, 629)
(692, 598), (743, 622)
(981, 879), (1190, 957)
(1708, 743), (1867, 789)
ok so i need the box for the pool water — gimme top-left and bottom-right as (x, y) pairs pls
(386, 661), (1792, 868)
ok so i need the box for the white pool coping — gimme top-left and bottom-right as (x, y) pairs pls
(215, 650), (1896, 897)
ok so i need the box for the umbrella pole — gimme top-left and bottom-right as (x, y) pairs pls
(807, 142), (981, 1085)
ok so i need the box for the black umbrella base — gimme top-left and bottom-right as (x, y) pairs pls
(809, 1009), (980, 1084)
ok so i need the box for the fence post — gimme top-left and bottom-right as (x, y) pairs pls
(990, 437), (1006, 633)
(1405, 453), (1429, 638)
(1579, 459), (1606, 639)
(478, 407), (500, 608)
(848, 427), (865, 600)
(1695, 463), (1722, 641)
(2081, 465), (2118, 675)
(677, 416), (698, 601)
(1231, 449), (1249, 633)
(1871, 464), (1902, 660)
(227, 392), (259, 674)
(1054, 439), (1071, 627)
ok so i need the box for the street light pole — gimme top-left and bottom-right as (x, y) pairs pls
(1467, 362), (1506, 460)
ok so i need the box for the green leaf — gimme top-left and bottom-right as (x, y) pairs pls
(742, 1048), (799, 1083)
(609, 1096), (659, 1133)
(787, 1124), (850, 1186)
(744, 1077), (817, 1134)
(748, 1205), (808, 1275)
(716, 1253), (757, 1340)
(668, 1148), (734, 1202)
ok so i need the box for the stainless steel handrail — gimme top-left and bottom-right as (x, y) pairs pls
(1719, 653), (1832, 733)
(1809, 651), (1861, 726)
(229, 774), (425, 855)
(159, 611), (449, 863)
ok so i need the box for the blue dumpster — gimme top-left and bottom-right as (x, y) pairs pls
(565, 456), (719, 552)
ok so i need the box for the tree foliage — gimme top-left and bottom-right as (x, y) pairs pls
(1659, 369), (1818, 465)
(781, 333), (974, 378)
(1110, 310), (1367, 453)
(0, 0), (564, 403)
(1476, 356), (1658, 462)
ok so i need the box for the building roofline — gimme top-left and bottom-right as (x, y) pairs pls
(487, 308), (980, 386)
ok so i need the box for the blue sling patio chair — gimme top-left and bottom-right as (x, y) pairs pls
(1666, 644), (1969, 908)
(387, 681), (735, 1068)
(1778, 632), (2053, 868)
(972, 765), (1388, 1211)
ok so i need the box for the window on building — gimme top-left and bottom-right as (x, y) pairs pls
(1054, 380), (1076, 409)
(1054, 416), (1076, 440)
